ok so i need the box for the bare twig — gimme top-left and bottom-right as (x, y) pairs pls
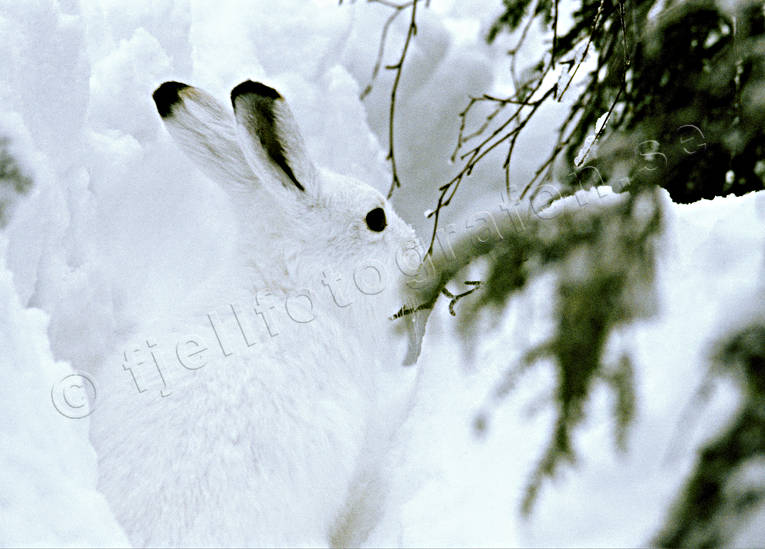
(519, 92), (588, 200)
(552, 0), (559, 70)
(617, 0), (631, 68)
(339, 0), (407, 7)
(509, 0), (540, 92)
(378, 0), (635, 261)
(558, 0), (606, 100)
(425, 82), (555, 256)
(451, 97), (502, 162)
(451, 0), (543, 166)
(338, 0), (423, 199)
(392, 280), (482, 320)
(359, 2), (413, 100)
(442, 281), (482, 316)
(500, 86), (558, 195)
(389, 296), (435, 320)
(568, 82), (625, 174)
(385, 0), (420, 199)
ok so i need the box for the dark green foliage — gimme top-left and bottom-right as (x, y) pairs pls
(474, 234), (531, 310)
(487, 0), (536, 43)
(0, 136), (34, 224)
(605, 353), (636, 451)
(515, 190), (659, 512)
(408, 186), (662, 513)
(654, 324), (765, 547)
(479, 0), (765, 527)
(612, 0), (765, 202)
(489, 0), (765, 203)
(391, 0), (763, 534)
(488, 0), (557, 43)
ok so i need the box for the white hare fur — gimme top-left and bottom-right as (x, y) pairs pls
(89, 80), (423, 547)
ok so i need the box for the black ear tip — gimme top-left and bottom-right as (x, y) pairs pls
(153, 81), (189, 118)
(230, 80), (282, 107)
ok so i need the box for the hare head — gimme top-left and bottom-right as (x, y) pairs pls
(152, 80), (425, 364)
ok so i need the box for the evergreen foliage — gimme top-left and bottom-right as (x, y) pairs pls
(0, 137), (33, 225)
(488, 0), (765, 202)
(475, 0), (765, 536)
(406, 186), (662, 513)
(654, 323), (765, 547)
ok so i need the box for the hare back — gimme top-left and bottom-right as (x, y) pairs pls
(90, 304), (387, 546)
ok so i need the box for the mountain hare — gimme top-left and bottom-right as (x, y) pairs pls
(89, 80), (424, 547)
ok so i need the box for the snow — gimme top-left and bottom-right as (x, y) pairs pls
(574, 111), (610, 167)
(0, 0), (763, 546)
(0, 238), (129, 547)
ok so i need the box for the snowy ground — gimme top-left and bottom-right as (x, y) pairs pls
(0, 0), (763, 546)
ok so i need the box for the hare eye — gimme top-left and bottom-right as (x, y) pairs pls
(365, 207), (386, 232)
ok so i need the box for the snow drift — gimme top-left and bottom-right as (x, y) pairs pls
(0, 0), (763, 546)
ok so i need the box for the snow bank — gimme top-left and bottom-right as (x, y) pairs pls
(0, 238), (128, 547)
(0, 0), (763, 546)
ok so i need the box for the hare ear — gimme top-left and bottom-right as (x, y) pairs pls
(152, 81), (255, 188)
(230, 80), (317, 197)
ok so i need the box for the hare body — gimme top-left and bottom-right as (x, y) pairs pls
(89, 81), (421, 547)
